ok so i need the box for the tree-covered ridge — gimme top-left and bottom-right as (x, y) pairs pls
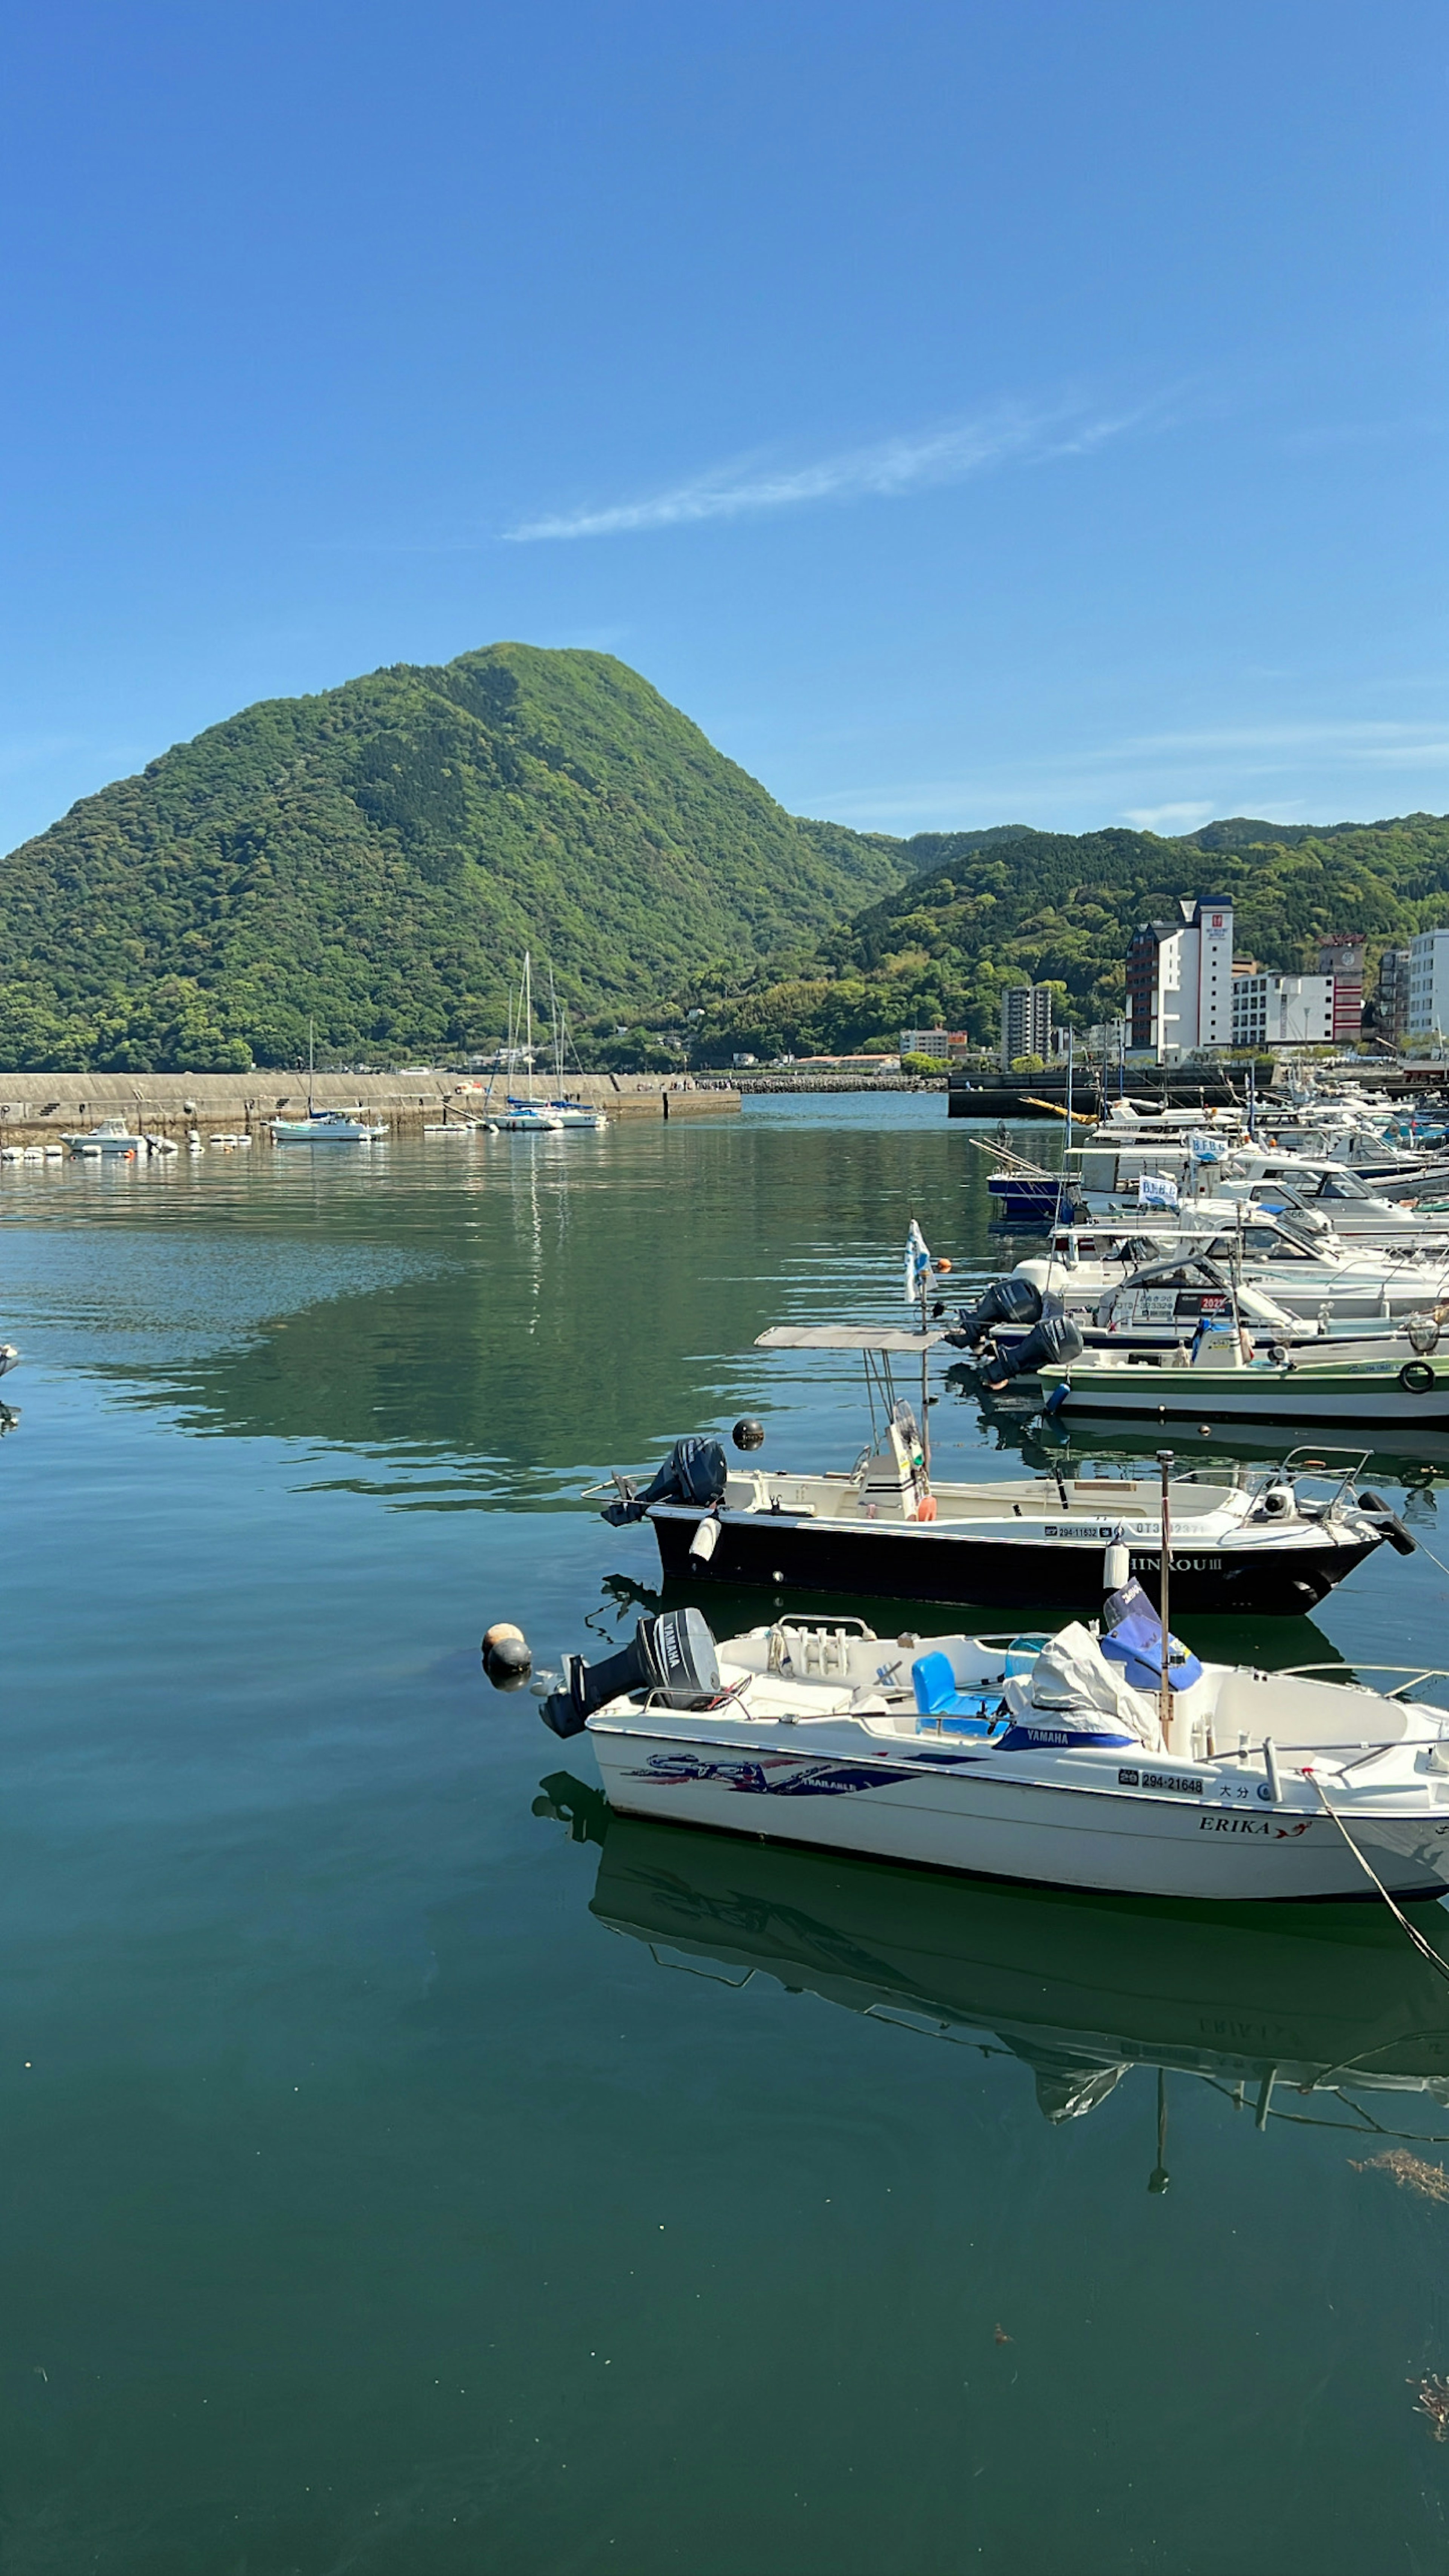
(0, 645), (909, 1070)
(689, 814), (1449, 1060)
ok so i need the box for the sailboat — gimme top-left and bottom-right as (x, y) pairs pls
(269, 1023), (387, 1142)
(541, 965), (608, 1129)
(492, 956), (566, 1133)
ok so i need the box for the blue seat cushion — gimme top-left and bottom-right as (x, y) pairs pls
(910, 1654), (999, 1734)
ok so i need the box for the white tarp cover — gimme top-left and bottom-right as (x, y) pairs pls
(1005, 1621), (1166, 1748)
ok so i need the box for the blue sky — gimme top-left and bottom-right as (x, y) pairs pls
(2, 0), (1444, 853)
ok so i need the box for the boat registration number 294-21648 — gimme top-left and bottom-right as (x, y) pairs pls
(1117, 1768), (1205, 1796)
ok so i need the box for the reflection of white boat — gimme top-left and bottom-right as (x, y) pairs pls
(562, 1800), (1449, 2141)
(269, 1110), (384, 1143)
(62, 1118), (145, 1157)
(539, 1593), (1449, 1901)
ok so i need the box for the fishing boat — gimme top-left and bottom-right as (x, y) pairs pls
(533, 1585), (1449, 1902)
(1039, 1322), (1449, 1426)
(61, 1117), (146, 1157)
(595, 1326), (1397, 1612)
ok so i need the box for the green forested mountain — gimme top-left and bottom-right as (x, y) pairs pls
(691, 814), (1449, 1061)
(3, 639), (1447, 1071)
(0, 645), (909, 1070)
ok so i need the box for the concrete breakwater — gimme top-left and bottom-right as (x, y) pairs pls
(0, 1071), (740, 1144)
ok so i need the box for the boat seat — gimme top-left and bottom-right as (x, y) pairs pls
(912, 1652), (1000, 1735)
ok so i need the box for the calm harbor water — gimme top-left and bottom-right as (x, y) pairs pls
(5, 1094), (1449, 2575)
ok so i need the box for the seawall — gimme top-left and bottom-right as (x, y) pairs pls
(0, 1071), (740, 1142)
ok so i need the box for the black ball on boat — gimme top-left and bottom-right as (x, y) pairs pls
(732, 1418), (765, 1451)
(481, 1622), (532, 1689)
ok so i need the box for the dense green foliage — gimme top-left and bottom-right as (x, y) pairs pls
(4, 637), (1447, 1073)
(0, 646), (909, 1070)
(689, 815), (1449, 1061)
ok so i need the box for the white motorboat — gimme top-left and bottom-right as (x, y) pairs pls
(269, 1109), (385, 1142)
(536, 1594), (1449, 1903)
(1013, 1215), (1449, 1323)
(62, 1117), (146, 1157)
(1038, 1322), (1449, 1427)
(0, 1343), (18, 1380)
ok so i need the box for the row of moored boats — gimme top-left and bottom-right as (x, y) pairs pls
(492, 1081), (1449, 1910)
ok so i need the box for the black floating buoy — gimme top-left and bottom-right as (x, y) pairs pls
(482, 1621), (533, 1689)
(732, 1418), (765, 1452)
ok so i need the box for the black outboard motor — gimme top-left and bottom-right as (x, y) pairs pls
(541, 1607), (722, 1738)
(944, 1275), (1043, 1350)
(1356, 1489), (1417, 1556)
(982, 1312), (1086, 1388)
(602, 1436), (729, 1526)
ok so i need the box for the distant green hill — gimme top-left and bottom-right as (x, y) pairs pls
(691, 814), (1449, 1061)
(6, 641), (1447, 1072)
(0, 645), (909, 1070)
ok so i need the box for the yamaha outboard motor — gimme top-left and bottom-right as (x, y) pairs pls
(982, 1312), (1086, 1388)
(602, 1436), (729, 1526)
(945, 1275), (1042, 1350)
(541, 1607), (722, 1738)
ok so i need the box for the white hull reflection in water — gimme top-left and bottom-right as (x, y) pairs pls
(537, 1780), (1449, 2149)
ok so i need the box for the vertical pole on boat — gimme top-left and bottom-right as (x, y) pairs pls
(1157, 1447), (1175, 1752)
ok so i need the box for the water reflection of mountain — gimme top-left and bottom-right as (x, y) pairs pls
(539, 1780), (1449, 2152)
(118, 1122), (1011, 1486)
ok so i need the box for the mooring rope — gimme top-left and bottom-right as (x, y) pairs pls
(1304, 1767), (1449, 1988)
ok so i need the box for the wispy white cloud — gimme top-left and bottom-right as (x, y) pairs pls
(505, 397), (1152, 542)
(1111, 721), (1449, 767)
(1123, 800), (1217, 832)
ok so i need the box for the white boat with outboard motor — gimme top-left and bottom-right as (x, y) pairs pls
(533, 1573), (1449, 1903)
(1009, 1214), (1449, 1324)
(594, 1324), (1403, 1613)
(62, 1117), (150, 1157)
(1038, 1324), (1449, 1427)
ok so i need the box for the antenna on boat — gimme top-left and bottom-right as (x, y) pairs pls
(1157, 1447), (1175, 1752)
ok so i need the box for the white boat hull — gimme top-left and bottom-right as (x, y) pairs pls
(1046, 1372), (1449, 1425)
(589, 1721), (1449, 1902)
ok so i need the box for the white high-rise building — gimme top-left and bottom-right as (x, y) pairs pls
(1407, 930), (1449, 1041)
(1231, 971), (1333, 1047)
(1125, 898), (1234, 1060)
(999, 985), (1054, 1068)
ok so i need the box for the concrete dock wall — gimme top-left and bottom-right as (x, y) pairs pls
(0, 1071), (740, 1142)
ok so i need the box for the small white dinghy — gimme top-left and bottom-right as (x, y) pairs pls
(537, 1587), (1449, 1903)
